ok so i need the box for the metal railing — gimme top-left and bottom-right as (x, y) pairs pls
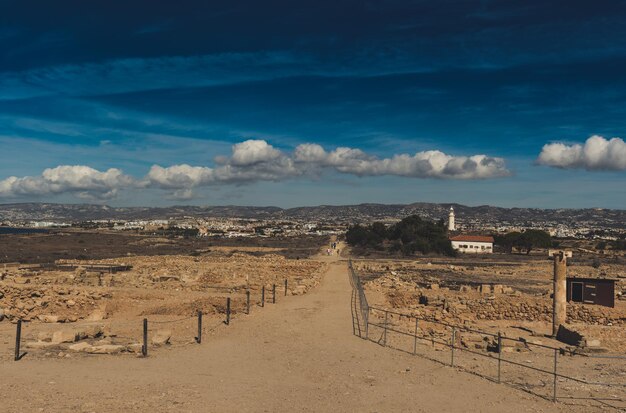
(348, 262), (626, 410)
(348, 259), (368, 337)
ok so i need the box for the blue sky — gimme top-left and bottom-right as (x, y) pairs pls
(0, 0), (625, 208)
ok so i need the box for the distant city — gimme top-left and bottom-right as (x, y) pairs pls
(0, 202), (623, 240)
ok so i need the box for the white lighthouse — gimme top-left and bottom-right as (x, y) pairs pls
(448, 207), (455, 231)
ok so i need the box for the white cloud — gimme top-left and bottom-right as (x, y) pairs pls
(537, 135), (626, 171)
(292, 144), (509, 179)
(229, 140), (282, 166)
(0, 140), (511, 200)
(147, 139), (510, 197)
(0, 165), (133, 200)
(293, 143), (327, 163)
(147, 140), (301, 196)
(169, 189), (195, 201)
(147, 164), (214, 189)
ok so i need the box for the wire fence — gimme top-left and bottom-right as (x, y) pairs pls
(8, 279), (291, 361)
(348, 259), (626, 410)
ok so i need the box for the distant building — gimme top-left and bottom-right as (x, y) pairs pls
(448, 207), (455, 231)
(450, 235), (494, 254)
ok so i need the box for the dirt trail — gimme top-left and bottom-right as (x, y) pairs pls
(1, 249), (592, 412)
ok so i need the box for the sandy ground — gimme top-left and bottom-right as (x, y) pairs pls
(1, 250), (600, 412)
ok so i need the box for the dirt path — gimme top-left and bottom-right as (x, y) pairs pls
(1, 252), (593, 412)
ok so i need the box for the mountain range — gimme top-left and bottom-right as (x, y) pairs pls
(0, 202), (624, 229)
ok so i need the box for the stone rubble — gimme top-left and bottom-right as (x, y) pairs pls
(0, 284), (108, 323)
(363, 270), (626, 327)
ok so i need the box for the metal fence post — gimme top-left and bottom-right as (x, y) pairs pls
(497, 332), (502, 383)
(553, 348), (558, 402)
(413, 318), (418, 355)
(246, 290), (251, 314)
(351, 289), (357, 336)
(226, 297), (231, 325)
(142, 318), (148, 357)
(272, 284), (276, 304)
(14, 319), (22, 361)
(383, 311), (388, 347)
(355, 291), (363, 338)
(261, 286), (265, 307)
(451, 327), (456, 367)
(284, 279), (288, 296)
(365, 307), (369, 339)
(196, 311), (202, 344)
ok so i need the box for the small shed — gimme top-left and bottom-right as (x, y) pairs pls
(566, 277), (616, 308)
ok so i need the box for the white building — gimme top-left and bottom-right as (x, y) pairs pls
(450, 235), (494, 254)
(448, 207), (455, 231)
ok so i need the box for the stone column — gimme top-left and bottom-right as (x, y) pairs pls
(552, 251), (567, 336)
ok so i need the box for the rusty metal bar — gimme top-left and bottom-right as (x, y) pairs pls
(383, 311), (388, 347)
(553, 348), (558, 402)
(413, 318), (418, 355)
(196, 311), (202, 344)
(451, 327), (456, 367)
(226, 297), (231, 325)
(497, 332), (502, 384)
(14, 319), (22, 361)
(142, 318), (148, 357)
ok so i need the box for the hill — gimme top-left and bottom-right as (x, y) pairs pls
(0, 202), (624, 230)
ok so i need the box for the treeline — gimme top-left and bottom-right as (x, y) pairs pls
(597, 237), (626, 251)
(611, 238), (626, 250)
(493, 230), (552, 254)
(346, 215), (455, 256)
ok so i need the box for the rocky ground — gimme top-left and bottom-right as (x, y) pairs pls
(0, 245), (328, 360)
(1, 250), (610, 413)
(351, 254), (626, 408)
(354, 257), (626, 351)
(1, 233), (624, 411)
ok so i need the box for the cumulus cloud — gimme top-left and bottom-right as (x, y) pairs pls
(0, 165), (134, 200)
(147, 164), (214, 189)
(292, 145), (510, 179)
(537, 135), (626, 171)
(293, 143), (328, 163)
(0, 140), (511, 200)
(229, 140), (282, 166)
(146, 139), (510, 197)
(147, 140), (300, 195)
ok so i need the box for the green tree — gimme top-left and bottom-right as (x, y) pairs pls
(388, 215), (455, 256)
(345, 224), (370, 246)
(371, 222), (388, 239)
(611, 237), (626, 250)
(345, 215), (455, 256)
(518, 229), (552, 255)
(494, 232), (521, 253)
